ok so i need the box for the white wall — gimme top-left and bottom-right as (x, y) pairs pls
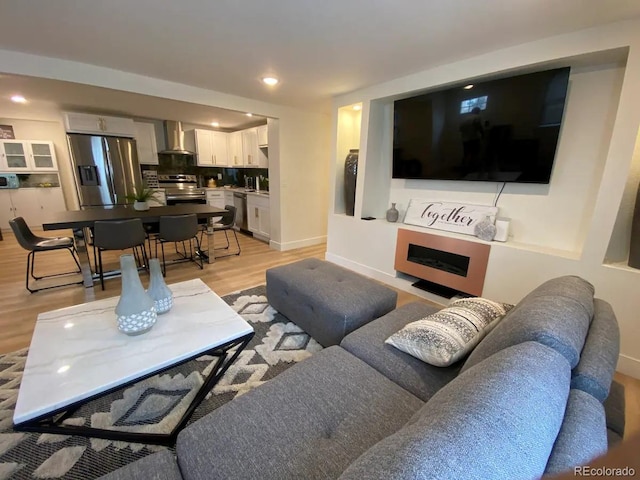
(0, 50), (331, 249)
(327, 19), (640, 379)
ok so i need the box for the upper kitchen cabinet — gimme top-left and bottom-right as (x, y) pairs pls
(242, 127), (259, 167)
(64, 112), (136, 137)
(134, 122), (159, 165)
(188, 129), (229, 167)
(0, 140), (58, 171)
(257, 124), (268, 147)
(211, 131), (229, 166)
(228, 131), (244, 167)
(241, 127), (268, 168)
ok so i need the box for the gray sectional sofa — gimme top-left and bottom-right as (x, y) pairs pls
(102, 275), (624, 480)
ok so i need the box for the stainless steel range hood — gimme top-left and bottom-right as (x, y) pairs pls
(159, 120), (195, 155)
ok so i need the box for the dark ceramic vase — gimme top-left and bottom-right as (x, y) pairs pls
(386, 203), (399, 223)
(629, 182), (640, 269)
(344, 149), (359, 216)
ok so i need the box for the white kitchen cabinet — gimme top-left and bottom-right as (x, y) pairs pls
(0, 187), (66, 228)
(247, 193), (270, 241)
(192, 130), (229, 167)
(134, 122), (159, 165)
(35, 187), (67, 221)
(228, 131), (244, 167)
(257, 145), (268, 168)
(206, 189), (225, 209)
(194, 130), (214, 166)
(64, 112), (135, 137)
(242, 128), (260, 168)
(242, 125), (269, 168)
(206, 189), (225, 224)
(257, 124), (268, 147)
(211, 132), (229, 166)
(223, 190), (234, 208)
(0, 141), (58, 172)
(0, 190), (16, 230)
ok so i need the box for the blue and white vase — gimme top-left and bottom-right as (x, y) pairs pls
(115, 254), (157, 335)
(147, 258), (173, 314)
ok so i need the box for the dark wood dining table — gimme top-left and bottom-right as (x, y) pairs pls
(43, 204), (227, 295)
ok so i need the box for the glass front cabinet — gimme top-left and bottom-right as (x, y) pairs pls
(0, 141), (57, 172)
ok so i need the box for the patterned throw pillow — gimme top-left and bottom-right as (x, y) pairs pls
(385, 298), (514, 367)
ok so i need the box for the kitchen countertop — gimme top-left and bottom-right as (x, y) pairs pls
(205, 187), (270, 197)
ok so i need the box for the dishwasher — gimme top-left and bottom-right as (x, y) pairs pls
(233, 191), (248, 231)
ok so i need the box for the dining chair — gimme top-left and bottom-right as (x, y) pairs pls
(156, 214), (204, 275)
(9, 216), (83, 293)
(93, 218), (148, 290)
(211, 205), (241, 258)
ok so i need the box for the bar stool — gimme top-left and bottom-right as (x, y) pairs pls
(93, 218), (149, 290)
(156, 214), (204, 275)
(9, 217), (83, 293)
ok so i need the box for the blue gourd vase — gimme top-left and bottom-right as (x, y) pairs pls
(147, 258), (173, 314)
(115, 254), (157, 335)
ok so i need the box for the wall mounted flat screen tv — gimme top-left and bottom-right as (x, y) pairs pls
(392, 67), (570, 183)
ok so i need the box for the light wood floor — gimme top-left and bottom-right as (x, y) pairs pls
(0, 228), (638, 439)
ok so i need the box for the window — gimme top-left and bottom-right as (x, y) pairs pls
(460, 96), (488, 114)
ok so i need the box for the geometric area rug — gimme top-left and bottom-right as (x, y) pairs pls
(0, 285), (323, 480)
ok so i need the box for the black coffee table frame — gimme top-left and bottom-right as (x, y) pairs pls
(13, 332), (254, 446)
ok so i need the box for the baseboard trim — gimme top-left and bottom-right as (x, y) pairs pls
(617, 354), (640, 380)
(270, 235), (326, 251)
(324, 253), (396, 283)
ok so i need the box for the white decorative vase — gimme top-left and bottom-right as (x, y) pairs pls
(147, 258), (173, 314)
(115, 254), (157, 335)
(133, 201), (149, 211)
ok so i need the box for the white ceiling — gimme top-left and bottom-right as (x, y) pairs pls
(0, 0), (639, 119)
(0, 74), (268, 131)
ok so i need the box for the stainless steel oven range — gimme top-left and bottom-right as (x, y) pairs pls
(158, 174), (206, 205)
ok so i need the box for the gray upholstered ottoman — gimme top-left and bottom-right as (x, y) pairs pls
(266, 258), (397, 346)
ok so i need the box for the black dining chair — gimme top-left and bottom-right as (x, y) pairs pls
(93, 218), (149, 290)
(156, 214), (204, 275)
(211, 205), (241, 258)
(9, 216), (83, 293)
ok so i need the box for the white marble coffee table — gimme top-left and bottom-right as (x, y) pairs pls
(13, 278), (254, 445)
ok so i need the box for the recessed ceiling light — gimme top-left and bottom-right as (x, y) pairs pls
(463, 84), (474, 90)
(246, 113), (253, 117)
(353, 104), (362, 111)
(211, 122), (220, 127)
(262, 77), (279, 86)
(11, 95), (27, 103)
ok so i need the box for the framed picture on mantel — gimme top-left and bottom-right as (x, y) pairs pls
(404, 199), (498, 236)
(0, 125), (15, 139)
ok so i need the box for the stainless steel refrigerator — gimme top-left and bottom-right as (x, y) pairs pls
(68, 134), (143, 208)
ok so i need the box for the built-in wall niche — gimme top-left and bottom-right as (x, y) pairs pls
(334, 104), (362, 215)
(394, 228), (490, 297)
(361, 99), (394, 219)
(605, 126), (640, 268)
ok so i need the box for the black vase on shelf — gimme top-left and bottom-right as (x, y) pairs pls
(344, 149), (359, 216)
